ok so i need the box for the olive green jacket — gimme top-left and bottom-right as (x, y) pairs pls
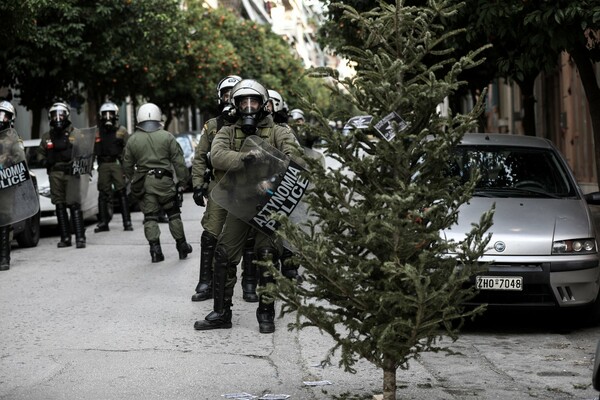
(123, 128), (189, 184)
(210, 115), (299, 181)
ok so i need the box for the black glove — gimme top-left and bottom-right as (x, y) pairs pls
(193, 186), (206, 207)
(177, 184), (185, 207)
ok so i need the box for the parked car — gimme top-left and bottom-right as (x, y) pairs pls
(322, 120), (600, 321)
(23, 139), (102, 225)
(174, 132), (198, 190)
(444, 133), (600, 321)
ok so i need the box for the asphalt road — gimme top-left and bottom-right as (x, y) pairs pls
(1, 193), (600, 400)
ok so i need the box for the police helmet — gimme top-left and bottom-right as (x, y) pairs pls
(216, 75), (242, 105)
(290, 109), (305, 121)
(0, 101), (16, 130)
(48, 102), (71, 129)
(230, 79), (269, 116)
(99, 102), (119, 128)
(267, 90), (285, 113)
(136, 103), (162, 132)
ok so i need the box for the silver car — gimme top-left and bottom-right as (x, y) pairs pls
(23, 139), (101, 225)
(445, 133), (600, 319)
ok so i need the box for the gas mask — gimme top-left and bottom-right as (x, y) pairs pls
(241, 114), (258, 135)
(237, 96), (262, 135)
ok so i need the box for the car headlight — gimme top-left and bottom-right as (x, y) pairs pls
(39, 185), (51, 197)
(552, 238), (597, 254)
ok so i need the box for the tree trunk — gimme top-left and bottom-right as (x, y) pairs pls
(516, 76), (537, 137)
(31, 106), (42, 139)
(382, 359), (397, 400)
(569, 44), (600, 188)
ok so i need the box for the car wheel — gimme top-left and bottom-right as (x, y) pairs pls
(579, 288), (600, 327)
(15, 210), (41, 248)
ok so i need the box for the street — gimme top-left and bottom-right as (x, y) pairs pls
(1, 193), (600, 400)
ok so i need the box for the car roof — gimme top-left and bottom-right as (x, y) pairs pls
(460, 133), (555, 149)
(23, 138), (41, 147)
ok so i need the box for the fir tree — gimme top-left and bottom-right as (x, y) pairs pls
(266, 1), (495, 399)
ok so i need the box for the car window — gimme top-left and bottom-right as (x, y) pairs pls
(450, 145), (576, 198)
(175, 137), (192, 155)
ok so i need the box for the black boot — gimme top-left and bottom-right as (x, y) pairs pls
(94, 194), (110, 233)
(241, 236), (258, 302)
(191, 231), (216, 302)
(149, 240), (164, 263)
(119, 189), (133, 231)
(176, 237), (193, 260)
(71, 204), (86, 249)
(256, 247), (277, 334)
(0, 226), (11, 271)
(56, 204), (72, 248)
(257, 301), (275, 334)
(194, 247), (233, 330)
(280, 248), (301, 282)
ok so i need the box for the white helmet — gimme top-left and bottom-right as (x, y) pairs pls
(231, 79), (269, 134)
(99, 102), (119, 128)
(290, 109), (304, 121)
(0, 101), (15, 130)
(267, 90), (284, 113)
(136, 103), (162, 132)
(231, 79), (269, 114)
(216, 75), (242, 105)
(48, 102), (71, 129)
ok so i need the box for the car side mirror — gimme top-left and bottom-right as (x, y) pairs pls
(584, 192), (600, 205)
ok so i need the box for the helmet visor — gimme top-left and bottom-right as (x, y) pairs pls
(50, 110), (68, 122)
(0, 110), (12, 124)
(237, 96), (261, 115)
(220, 89), (232, 104)
(101, 111), (116, 121)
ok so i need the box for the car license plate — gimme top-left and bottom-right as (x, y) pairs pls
(476, 276), (523, 291)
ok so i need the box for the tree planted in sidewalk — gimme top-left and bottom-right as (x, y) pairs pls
(269, 1), (493, 399)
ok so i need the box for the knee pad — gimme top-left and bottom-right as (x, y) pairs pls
(201, 231), (218, 247)
(163, 204), (181, 221)
(143, 212), (159, 224)
(214, 245), (229, 265)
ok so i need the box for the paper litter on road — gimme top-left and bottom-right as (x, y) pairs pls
(222, 393), (257, 399)
(303, 380), (333, 386)
(258, 395), (291, 399)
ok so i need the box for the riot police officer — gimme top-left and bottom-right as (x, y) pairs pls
(123, 103), (192, 263)
(38, 102), (87, 249)
(191, 75), (253, 302)
(193, 79), (300, 334)
(93, 102), (133, 233)
(266, 89), (289, 124)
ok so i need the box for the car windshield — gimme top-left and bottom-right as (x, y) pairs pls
(176, 136), (192, 155)
(450, 145), (577, 198)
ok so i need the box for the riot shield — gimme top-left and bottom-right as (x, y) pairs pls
(0, 128), (40, 226)
(210, 135), (310, 239)
(66, 127), (96, 204)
